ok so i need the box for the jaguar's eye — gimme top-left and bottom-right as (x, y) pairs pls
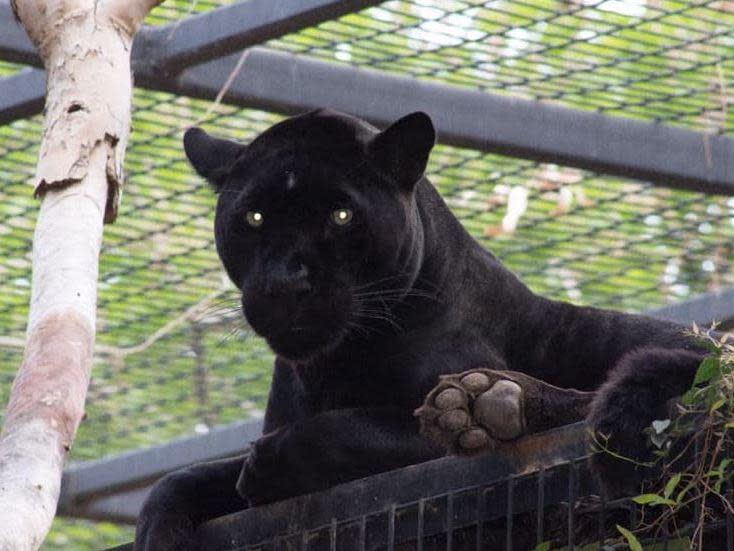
(331, 208), (353, 226)
(245, 211), (264, 228)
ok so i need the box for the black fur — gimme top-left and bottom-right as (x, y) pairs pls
(135, 110), (706, 550)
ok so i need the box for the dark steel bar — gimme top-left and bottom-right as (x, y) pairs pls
(446, 493), (454, 551)
(0, 1), (36, 65)
(330, 518), (337, 551)
(727, 475), (733, 551)
(359, 515), (366, 551)
(417, 498), (425, 551)
(506, 476), (514, 551)
(0, 68), (44, 126)
(167, 48), (734, 196)
(598, 491), (607, 546)
(475, 489), (484, 551)
(387, 504), (396, 551)
(59, 418), (263, 519)
(694, 437), (702, 530)
(140, 0), (385, 75)
(647, 287), (734, 327)
(536, 468), (545, 546)
(567, 461), (576, 551)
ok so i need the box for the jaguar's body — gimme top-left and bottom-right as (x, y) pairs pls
(134, 110), (705, 551)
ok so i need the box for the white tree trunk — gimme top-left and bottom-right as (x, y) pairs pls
(0, 1), (162, 549)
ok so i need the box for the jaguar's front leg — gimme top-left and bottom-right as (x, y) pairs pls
(238, 407), (444, 506)
(415, 368), (594, 454)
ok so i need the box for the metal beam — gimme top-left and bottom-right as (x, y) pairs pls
(161, 49), (734, 195)
(0, 1), (36, 66)
(0, 67), (44, 125)
(138, 0), (385, 75)
(58, 418), (263, 522)
(646, 287), (734, 328)
(68, 487), (150, 525)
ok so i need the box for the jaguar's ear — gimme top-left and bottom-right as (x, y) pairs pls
(183, 127), (246, 192)
(368, 112), (436, 191)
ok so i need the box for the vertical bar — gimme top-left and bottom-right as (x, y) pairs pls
(330, 518), (337, 551)
(727, 476), (733, 551)
(598, 490), (607, 547)
(388, 504), (396, 551)
(359, 515), (367, 551)
(476, 488), (485, 551)
(536, 468), (545, 545)
(300, 529), (308, 551)
(694, 437), (701, 528)
(417, 498), (425, 551)
(628, 501), (637, 531)
(506, 476), (514, 551)
(447, 493), (454, 551)
(567, 462), (576, 551)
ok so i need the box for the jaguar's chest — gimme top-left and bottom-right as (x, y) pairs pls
(294, 326), (506, 414)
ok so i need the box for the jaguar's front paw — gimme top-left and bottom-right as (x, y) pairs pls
(135, 512), (197, 551)
(415, 368), (594, 455)
(134, 473), (199, 551)
(414, 369), (526, 454)
(236, 432), (305, 506)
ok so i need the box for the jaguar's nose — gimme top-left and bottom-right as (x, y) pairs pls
(265, 260), (312, 297)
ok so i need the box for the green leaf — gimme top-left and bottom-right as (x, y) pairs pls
(632, 494), (675, 506)
(664, 474), (682, 500)
(617, 525), (643, 551)
(693, 357), (720, 386)
(682, 388), (698, 406)
(710, 398), (726, 412)
(533, 542), (551, 551)
(632, 493), (659, 504)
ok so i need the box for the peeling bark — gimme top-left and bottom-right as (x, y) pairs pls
(0, 1), (163, 549)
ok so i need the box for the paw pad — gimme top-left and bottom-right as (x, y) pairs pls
(474, 380), (523, 440)
(438, 410), (470, 430)
(458, 428), (491, 450)
(434, 388), (465, 410)
(415, 368), (526, 455)
(460, 372), (491, 393)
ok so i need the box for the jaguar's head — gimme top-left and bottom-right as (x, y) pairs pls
(184, 109), (435, 362)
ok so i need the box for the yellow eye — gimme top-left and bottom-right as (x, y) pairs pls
(245, 211), (264, 228)
(331, 208), (353, 226)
